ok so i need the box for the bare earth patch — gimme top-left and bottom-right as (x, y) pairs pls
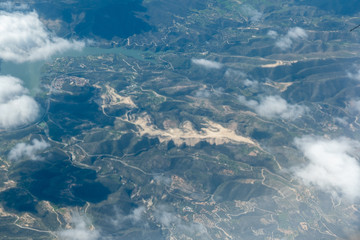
(121, 113), (257, 147)
(101, 85), (137, 108)
(264, 82), (294, 92)
(261, 60), (298, 68)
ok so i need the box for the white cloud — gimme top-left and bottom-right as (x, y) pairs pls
(108, 204), (208, 239)
(294, 136), (360, 201)
(121, 206), (146, 224)
(154, 205), (209, 239)
(243, 79), (259, 88)
(286, 27), (308, 39)
(154, 175), (172, 185)
(0, 75), (39, 128)
(275, 27), (307, 50)
(195, 89), (211, 98)
(347, 68), (360, 81)
(8, 139), (49, 161)
(334, 117), (348, 126)
(239, 95), (307, 120)
(349, 99), (360, 112)
(240, 5), (262, 23)
(128, 206), (146, 222)
(192, 58), (223, 69)
(267, 30), (278, 39)
(225, 69), (246, 79)
(225, 69), (258, 88)
(58, 214), (100, 240)
(110, 205), (147, 228)
(0, 11), (84, 63)
(154, 205), (178, 227)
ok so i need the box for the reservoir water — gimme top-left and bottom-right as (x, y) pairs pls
(0, 46), (147, 94)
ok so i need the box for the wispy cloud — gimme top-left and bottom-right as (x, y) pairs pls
(192, 58), (223, 69)
(154, 205), (209, 239)
(334, 117), (349, 126)
(111, 206), (147, 226)
(8, 139), (49, 161)
(240, 5), (262, 23)
(294, 136), (360, 201)
(0, 1), (29, 11)
(239, 95), (307, 120)
(154, 175), (172, 185)
(275, 27), (307, 50)
(225, 69), (246, 79)
(195, 89), (211, 98)
(0, 75), (39, 128)
(243, 78), (259, 88)
(58, 214), (100, 240)
(225, 69), (258, 88)
(128, 206), (146, 223)
(348, 99), (360, 113)
(347, 68), (360, 81)
(0, 11), (84, 63)
(267, 30), (278, 39)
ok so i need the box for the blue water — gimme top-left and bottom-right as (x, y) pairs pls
(0, 46), (147, 94)
(34, 0), (152, 40)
